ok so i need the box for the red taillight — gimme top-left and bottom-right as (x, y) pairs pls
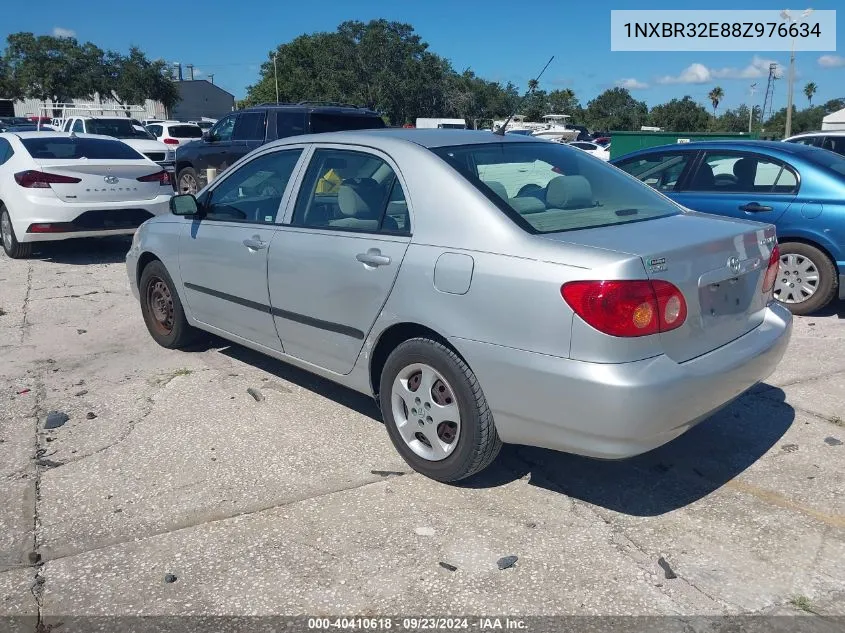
(561, 279), (687, 338)
(762, 243), (780, 296)
(137, 170), (172, 186)
(14, 170), (81, 188)
(163, 138), (179, 145)
(27, 223), (73, 233)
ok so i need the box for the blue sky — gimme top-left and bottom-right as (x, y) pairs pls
(5, 0), (844, 113)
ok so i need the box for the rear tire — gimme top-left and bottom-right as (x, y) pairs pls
(1, 207), (33, 259)
(139, 260), (198, 349)
(177, 167), (199, 195)
(379, 338), (502, 482)
(774, 242), (837, 316)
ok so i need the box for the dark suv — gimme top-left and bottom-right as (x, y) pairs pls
(174, 102), (386, 194)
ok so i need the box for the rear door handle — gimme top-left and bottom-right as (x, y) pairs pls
(739, 202), (773, 213)
(243, 236), (266, 250)
(356, 248), (391, 267)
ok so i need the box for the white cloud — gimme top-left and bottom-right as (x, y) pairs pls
(656, 56), (782, 84)
(52, 27), (75, 38)
(615, 78), (649, 90)
(818, 54), (845, 68)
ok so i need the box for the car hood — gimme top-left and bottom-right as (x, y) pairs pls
(122, 139), (171, 152)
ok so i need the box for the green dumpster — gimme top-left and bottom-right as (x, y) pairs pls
(609, 131), (759, 160)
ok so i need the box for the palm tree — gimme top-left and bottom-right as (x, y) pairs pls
(804, 82), (817, 106)
(527, 79), (539, 93)
(708, 86), (724, 118)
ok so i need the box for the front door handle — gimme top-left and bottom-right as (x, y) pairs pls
(243, 236), (266, 250)
(356, 248), (391, 267)
(739, 202), (773, 213)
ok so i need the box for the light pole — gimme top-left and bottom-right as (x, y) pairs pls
(273, 53), (280, 104)
(748, 82), (757, 133)
(781, 8), (814, 138)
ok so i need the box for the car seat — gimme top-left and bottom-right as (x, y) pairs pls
(545, 175), (593, 209)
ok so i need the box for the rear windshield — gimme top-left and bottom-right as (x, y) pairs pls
(167, 125), (202, 138)
(21, 137), (144, 160)
(309, 113), (386, 134)
(431, 141), (680, 234)
(85, 119), (154, 139)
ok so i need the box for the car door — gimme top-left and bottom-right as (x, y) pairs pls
(197, 113), (237, 175)
(268, 146), (412, 374)
(177, 146), (306, 351)
(671, 150), (799, 222)
(230, 111), (267, 163)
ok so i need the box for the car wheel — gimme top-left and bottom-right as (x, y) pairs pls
(139, 260), (198, 349)
(773, 241), (837, 316)
(0, 206), (32, 259)
(177, 167), (199, 195)
(379, 338), (502, 482)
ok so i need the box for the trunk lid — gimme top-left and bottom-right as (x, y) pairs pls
(544, 212), (777, 363)
(32, 159), (166, 203)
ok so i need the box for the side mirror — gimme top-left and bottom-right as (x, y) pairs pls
(170, 194), (199, 216)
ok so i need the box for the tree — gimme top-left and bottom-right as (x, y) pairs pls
(104, 47), (180, 117)
(708, 86), (724, 118)
(0, 55), (22, 101)
(803, 82), (817, 106)
(648, 96), (710, 132)
(584, 87), (648, 131)
(527, 79), (539, 92)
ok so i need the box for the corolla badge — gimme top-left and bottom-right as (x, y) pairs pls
(728, 256), (741, 274)
(104, 175), (119, 184)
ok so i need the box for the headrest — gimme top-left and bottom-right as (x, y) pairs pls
(545, 175), (593, 209)
(691, 162), (715, 189)
(733, 158), (756, 183)
(337, 179), (381, 218)
(483, 180), (509, 200)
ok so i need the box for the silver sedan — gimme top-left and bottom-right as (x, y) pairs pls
(126, 129), (792, 482)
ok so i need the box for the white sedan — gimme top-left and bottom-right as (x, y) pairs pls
(568, 141), (610, 161)
(0, 132), (173, 259)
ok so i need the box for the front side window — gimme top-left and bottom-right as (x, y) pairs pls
(72, 119), (84, 133)
(291, 148), (408, 234)
(686, 152), (798, 194)
(615, 152), (693, 192)
(204, 149), (303, 224)
(432, 142), (680, 234)
(209, 114), (236, 142)
(232, 112), (267, 141)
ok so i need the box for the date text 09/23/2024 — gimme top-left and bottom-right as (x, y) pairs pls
(307, 617), (527, 630)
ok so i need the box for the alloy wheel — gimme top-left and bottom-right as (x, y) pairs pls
(179, 173), (198, 195)
(1, 212), (12, 252)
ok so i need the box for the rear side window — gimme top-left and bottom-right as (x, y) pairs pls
(147, 125), (163, 137)
(167, 125), (202, 139)
(309, 114), (385, 134)
(20, 137), (144, 160)
(276, 111), (306, 138)
(232, 112), (267, 141)
(0, 138), (12, 164)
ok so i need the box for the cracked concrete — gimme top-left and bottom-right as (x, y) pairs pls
(1, 236), (844, 625)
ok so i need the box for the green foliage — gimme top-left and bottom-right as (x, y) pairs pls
(584, 88), (648, 132)
(708, 86), (724, 116)
(648, 96), (710, 132)
(803, 82), (817, 106)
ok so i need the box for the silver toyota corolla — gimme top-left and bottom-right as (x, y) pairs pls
(126, 129), (792, 482)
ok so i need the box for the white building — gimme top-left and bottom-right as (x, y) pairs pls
(822, 107), (845, 131)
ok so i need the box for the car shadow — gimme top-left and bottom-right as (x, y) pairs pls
(34, 236), (133, 265)
(460, 387), (795, 516)
(809, 299), (845, 319)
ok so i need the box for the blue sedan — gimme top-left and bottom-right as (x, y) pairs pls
(612, 141), (845, 314)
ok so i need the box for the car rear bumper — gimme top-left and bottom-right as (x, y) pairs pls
(452, 302), (793, 459)
(13, 195), (171, 243)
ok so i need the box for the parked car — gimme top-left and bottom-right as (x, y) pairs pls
(0, 117), (32, 132)
(612, 140), (845, 314)
(568, 140), (610, 161)
(146, 121), (203, 147)
(0, 132), (173, 258)
(783, 130), (845, 157)
(174, 103), (386, 194)
(592, 136), (611, 147)
(189, 120), (216, 132)
(61, 117), (175, 176)
(127, 129), (791, 482)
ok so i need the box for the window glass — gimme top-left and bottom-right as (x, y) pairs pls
(688, 153), (798, 194)
(308, 113), (386, 134)
(0, 138), (11, 164)
(168, 125), (202, 138)
(20, 137), (144, 160)
(205, 149), (303, 224)
(787, 136), (820, 147)
(147, 125), (162, 137)
(72, 119), (84, 133)
(232, 112), (266, 141)
(292, 149), (406, 233)
(821, 136), (845, 157)
(210, 114), (236, 142)
(431, 142), (679, 234)
(276, 111), (307, 138)
(614, 152), (693, 192)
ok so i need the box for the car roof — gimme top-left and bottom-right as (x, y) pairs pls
(613, 139), (824, 160)
(243, 102), (381, 116)
(786, 130), (845, 137)
(268, 128), (544, 150)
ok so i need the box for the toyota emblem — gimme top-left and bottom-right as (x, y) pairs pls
(104, 175), (119, 185)
(728, 256), (741, 274)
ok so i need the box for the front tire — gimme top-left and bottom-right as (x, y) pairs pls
(1, 207), (33, 259)
(139, 260), (198, 349)
(774, 242), (837, 316)
(379, 338), (502, 482)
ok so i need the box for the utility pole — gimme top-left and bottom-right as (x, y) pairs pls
(748, 83), (757, 133)
(186, 64), (194, 81)
(781, 8), (814, 138)
(208, 74), (215, 85)
(273, 53), (280, 104)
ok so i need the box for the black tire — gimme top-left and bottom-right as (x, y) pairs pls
(775, 242), (837, 316)
(379, 338), (502, 482)
(0, 206), (33, 259)
(176, 167), (199, 195)
(138, 260), (198, 349)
